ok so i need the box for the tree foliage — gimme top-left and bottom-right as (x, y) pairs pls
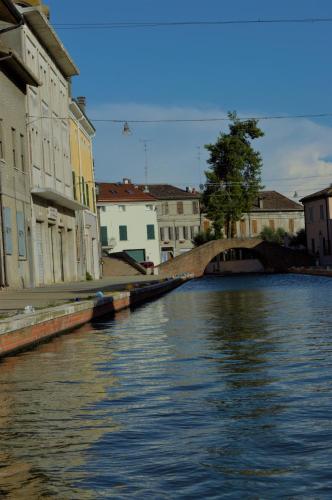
(192, 228), (217, 247)
(203, 112), (264, 238)
(260, 226), (287, 245)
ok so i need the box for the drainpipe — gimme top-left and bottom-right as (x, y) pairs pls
(0, 195), (8, 287)
(0, 17), (24, 35)
(325, 197), (331, 256)
(0, 53), (13, 62)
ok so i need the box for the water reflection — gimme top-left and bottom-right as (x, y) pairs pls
(0, 275), (331, 497)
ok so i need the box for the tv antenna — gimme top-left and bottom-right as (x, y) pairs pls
(140, 139), (152, 190)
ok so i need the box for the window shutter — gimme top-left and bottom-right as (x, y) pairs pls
(169, 226), (174, 240)
(100, 226), (108, 246)
(3, 208), (13, 255)
(16, 211), (26, 257)
(147, 224), (155, 240)
(119, 225), (128, 241)
(160, 227), (164, 240)
(175, 227), (179, 240)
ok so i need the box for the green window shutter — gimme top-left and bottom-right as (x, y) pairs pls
(3, 207), (13, 255)
(147, 224), (155, 240)
(119, 225), (128, 241)
(72, 171), (76, 200)
(16, 211), (26, 257)
(86, 184), (90, 208)
(100, 226), (108, 246)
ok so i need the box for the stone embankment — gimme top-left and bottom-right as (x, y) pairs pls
(0, 277), (188, 359)
(289, 267), (332, 278)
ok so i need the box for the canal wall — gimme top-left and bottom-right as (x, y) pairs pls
(0, 278), (186, 359)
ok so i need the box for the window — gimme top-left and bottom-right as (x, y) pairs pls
(320, 205), (324, 220)
(0, 119), (4, 159)
(3, 207), (12, 255)
(147, 224), (155, 240)
(311, 238), (315, 254)
(163, 202), (169, 215)
(100, 206), (106, 212)
(269, 220), (275, 231)
(309, 207), (314, 222)
(16, 211), (26, 258)
(192, 201), (199, 214)
(252, 220), (258, 234)
(118, 205), (126, 212)
(100, 226), (108, 246)
(119, 225), (128, 241)
(145, 204), (153, 211)
(289, 219), (294, 233)
(177, 201), (184, 215)
(11, 128), (16, 168)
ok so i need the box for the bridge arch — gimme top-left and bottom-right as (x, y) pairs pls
(157, 238), (312, 277)
(204, 246), (265, 275)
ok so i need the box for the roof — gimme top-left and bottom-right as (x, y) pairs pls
(0, 42), (40, 87)
(69, 100), (96, 136)
(300, 186), (332, 203)
(0, 0), (22, 23)
(97, 183), (157, 203)
(22, 7), (79, 77)
(251, 191), (303, 211)
(138, 184), (200, 200)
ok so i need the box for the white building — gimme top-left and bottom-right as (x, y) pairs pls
(97, 181), (160, 266)
(3, 3), (84, 285)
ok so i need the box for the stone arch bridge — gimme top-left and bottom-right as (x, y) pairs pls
(158, 238), (312, 277)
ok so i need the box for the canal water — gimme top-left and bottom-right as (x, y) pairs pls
(0, 274), (332, 498)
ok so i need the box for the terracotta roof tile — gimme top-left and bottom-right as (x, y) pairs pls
(251, 191), (303, 211)
(97, 183), (157, 203)
(300, 186), (332, 203)
(138, 184), (200, 200)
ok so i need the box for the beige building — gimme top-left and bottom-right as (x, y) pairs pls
(0, 0), (40, 287)
(235, 191), (304, 238)
(139, 185), (201, 262)
(203, 191), (304, 239)
(300, 186), (332, 266)
(2, 1), (84, 286)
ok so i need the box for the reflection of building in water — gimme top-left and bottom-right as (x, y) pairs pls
(205, 248), (264, 274)
(0, 325), (119, 497)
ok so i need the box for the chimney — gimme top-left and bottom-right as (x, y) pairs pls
(76, 96), (86, 113)
(123, 178), (131, 184)
(258, 196), (264, 209)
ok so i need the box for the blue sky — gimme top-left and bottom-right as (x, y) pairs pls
(48, 0), (332, 198)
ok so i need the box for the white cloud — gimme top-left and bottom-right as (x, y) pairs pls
(90, 102), (332, 199)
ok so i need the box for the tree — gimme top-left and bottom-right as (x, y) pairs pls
(192, 228), (216, 247)
(203, 112), (264, 238)
(260, 226), (286, 245)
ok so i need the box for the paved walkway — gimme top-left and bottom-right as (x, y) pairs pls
(0, 275), (161, 314)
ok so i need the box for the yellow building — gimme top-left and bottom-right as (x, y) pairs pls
(69, 98), (100, 280)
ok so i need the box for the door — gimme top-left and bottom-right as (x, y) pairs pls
(35, 222), (45, 285)
(58, 230), (64, 281)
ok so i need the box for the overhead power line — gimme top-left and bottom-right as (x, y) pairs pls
(27, 113), (332, 125)
(50, 17), (332, 30)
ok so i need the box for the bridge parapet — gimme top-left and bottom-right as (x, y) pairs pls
(157, 238), (313, 277)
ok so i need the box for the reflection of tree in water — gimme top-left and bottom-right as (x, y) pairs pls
(201, 286), (290, 480)
(0, 323), (119, 499)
